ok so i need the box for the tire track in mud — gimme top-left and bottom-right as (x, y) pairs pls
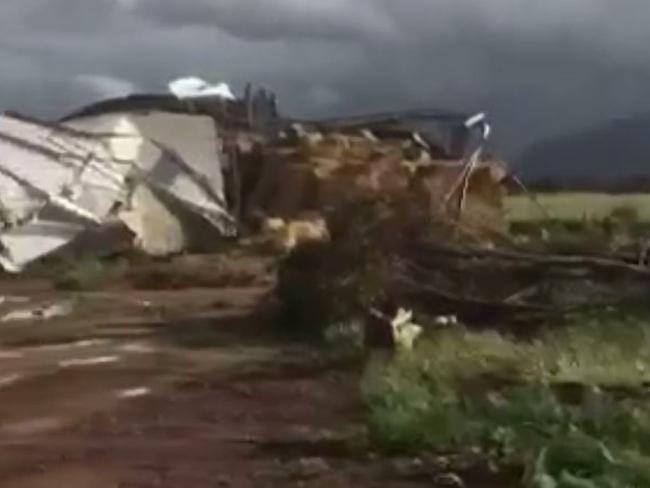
(0, 337), (161, 436)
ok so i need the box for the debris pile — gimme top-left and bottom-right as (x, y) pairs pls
(0, 77), (261, 272)
(0, 75), (646, 341)
(243, 111), (507, 245)
(0, 110), (234, 271)
(274, 180), (650, 342)
(0, 76), (507, 273)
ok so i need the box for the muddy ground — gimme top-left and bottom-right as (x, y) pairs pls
(0, 252), (506, 488)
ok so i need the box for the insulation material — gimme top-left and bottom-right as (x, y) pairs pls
(168, 77), (236, 101)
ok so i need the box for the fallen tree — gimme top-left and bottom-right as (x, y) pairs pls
(275, 191), (650, 341)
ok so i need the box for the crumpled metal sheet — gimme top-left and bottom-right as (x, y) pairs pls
(65, 111), (234, 232)
(0, 112), (233, 272)
(118, 184), (186, 257)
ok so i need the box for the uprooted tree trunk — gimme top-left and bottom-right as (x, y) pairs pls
(275, 198), (390, 339)
(275, 193), (650, 342)
(274, 194), (472, 340)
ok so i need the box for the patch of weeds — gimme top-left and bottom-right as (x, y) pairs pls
(323, 319), (365, 357)
(362, 323), (650, 487)
(52, 256), (126, 290)
(126, 264), (256, 290)
(274, 196), (422, 342)
(608, 205), (640, 228)
(538, 317), (650, 388)
(362, 351), (467, 453)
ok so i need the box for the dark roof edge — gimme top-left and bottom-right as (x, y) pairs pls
(58, 93), (200, 122)
(287, 108), (477, 128)
(4, 111), (131, 139)
(59, 92), (480, 127)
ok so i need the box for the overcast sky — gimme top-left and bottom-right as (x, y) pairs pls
(2, 0), (650, 156)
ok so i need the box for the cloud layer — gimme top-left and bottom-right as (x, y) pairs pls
(1, 0), (649, 156)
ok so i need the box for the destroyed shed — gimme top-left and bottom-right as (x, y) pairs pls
(0, 77), (508, 271)
(241, 109), (509, 244)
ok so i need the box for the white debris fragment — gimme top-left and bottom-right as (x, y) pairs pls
(360, 129), (379, 143)
(71, 339), (112, 348)
(0, 296), (30, 306)
(464, 112), (491, 139)
(390, 308), (423, 351)
(117, 387), (151, 399)
(392, 308), (413, 328)
(1, 309), (39, 323)
(0, 417), (63, 435)
(0, 301), (74, 323)
(290, 123), (308, 137)
(30, 340), (108, 353)
(119, 342), (156, 354)
(168, 76), (236, 101)
(0, 373), (23, 389)
(433, 315), (459, 327)
(0, 351), (24, 359)
(41, 302), (75, 320)
(412, 132), (431, 150)
(59, 356), (121, 368)
(464, 112), (487, 128)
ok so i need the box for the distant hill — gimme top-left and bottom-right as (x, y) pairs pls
(516, 114), (650, 184)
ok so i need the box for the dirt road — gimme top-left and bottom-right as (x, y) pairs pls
(0, 254), (505, 487)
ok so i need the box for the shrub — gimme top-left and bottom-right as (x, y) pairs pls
(274, 197), (407, 341)
(323, 319), (365, 355)
(53, 256), (125, 290)
(362, 323), (650, 487)
(608, 205), (639, 228)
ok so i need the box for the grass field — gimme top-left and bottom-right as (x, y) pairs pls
(363, 314), (650, 486)
(505, 192), (650, 223)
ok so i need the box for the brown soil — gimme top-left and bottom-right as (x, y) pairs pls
(0, 253), (511, 488)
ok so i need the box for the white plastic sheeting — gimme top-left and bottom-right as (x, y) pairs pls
(168, 77), (236, 101)
(0, 112), (233, 272)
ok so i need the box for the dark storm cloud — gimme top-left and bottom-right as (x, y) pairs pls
(1, 0), (126, 33)
(130, 0), (396, 41)
(1, 0), (650, 156)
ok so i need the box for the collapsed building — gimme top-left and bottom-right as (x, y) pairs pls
(243, 110), (507, 244)
(0, 78), (508, 272)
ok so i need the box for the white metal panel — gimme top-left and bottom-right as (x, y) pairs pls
(0, 110), (235, 272)
(118, 184), (185, 256)
(0, 219), (85, 273)
(66, 112), (233, 231)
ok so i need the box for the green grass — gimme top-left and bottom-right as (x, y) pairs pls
(362, 316), (650, 487)
(52, 256), (128, 291)
(505, 193), (650, 223)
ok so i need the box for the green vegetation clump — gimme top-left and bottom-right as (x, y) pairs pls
(506, 193), (650, 225)
(608, 205), (640, 227)
(274, 198), (410, 341)
(52, 256), (127, 290)
(362, 316), (650, 487)
(505, 192), (650, 223)
(506, 193), (650, 255)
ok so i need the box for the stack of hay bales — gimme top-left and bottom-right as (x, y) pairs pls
(243, 123), (508, 248)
